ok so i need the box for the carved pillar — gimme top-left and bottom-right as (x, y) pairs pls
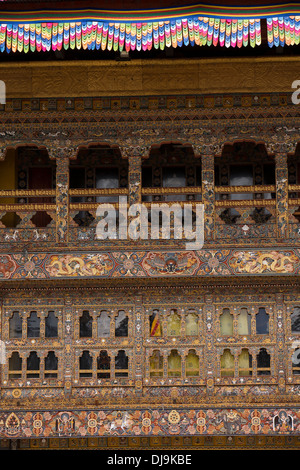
(200, 151), (215, 241)
(47, 140), (76, 244)
(128, 155), (142, 206)
(204, 293), (215, 394)
(267, 136), (296, 239)
(275, 152), (289, 239)
(63, 300), (73, 396)
(275, 293), (286, 393)
(133, 294), (144, 396)
(55, 157), (69, 243)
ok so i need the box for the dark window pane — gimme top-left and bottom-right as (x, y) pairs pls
(27, 312), (40, 338)
(45, 311), (58, 338)
(97, 311), (110, 337)
(27, 352), (40, 378)
(115, 311), (128, 337)
(9, 352), (22, 378)
(263, 164), (276, 185)
(162, 166), (186, 187)
(70, 167), (85, 202)
(196, 166), (202, 186)
(9, 312), (22, 338)
(230, 165), (253, 186)
(256, 308), (269, 334)
(80, 311), (93, 338)
(97, 351), (111, 378)
(115, 350), (128, 377)
(45, 351), (58, 377)
(79, 350), (93, 377)
(257, 348), (270, 375)
(142, 166), (153, 188)
(291, 307), (300, 333)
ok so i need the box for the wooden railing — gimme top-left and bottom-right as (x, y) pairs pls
(0, 183), (298, 243)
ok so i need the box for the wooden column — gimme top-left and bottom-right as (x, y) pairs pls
(128, 155), (142, 206)
(204, 293), (215, 394)
(200, 151), (215, 241)
(55, 157), (69, 243)
(274, 152), (289, 239)
(133, 294), (144, 396)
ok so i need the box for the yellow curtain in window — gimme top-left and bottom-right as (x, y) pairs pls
(185, 313), (198, 336)
(168, 351), (181, 377)
(220, 309), (233, 335)
(150, 312), (162, 336)
(238, 349), (251, 376)
(167, 311), (181, 336)
(221, 349), (234, 376)
(150, 351), (163, 377)
(186, 352), (199, 376)
(238, 308), (250, 335)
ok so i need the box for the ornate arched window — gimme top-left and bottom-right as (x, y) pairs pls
(220, 349), (234, 377)
(167, 309), (181, 336)
(8, 352), (22, 379)
(220, 308), (233, 336)
(9, 312), (22, 339)
(238, 348), (252, 376)
(80, 311), (93, 338)
(44, 351), (58, 378)
(257, 348), (271, 375)
(149, 350), (163, 377)
(26, 351), (40, 378)
(79, 350), (93, 377)
(185, 350), (199, 377)
(167, 350), (181, 377)
(27, 311), (40, 338)
(115, 350), (128, 377)
(97, 350), (111, 379)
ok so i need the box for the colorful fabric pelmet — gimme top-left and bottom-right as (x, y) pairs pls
(0, 16), (299, 53)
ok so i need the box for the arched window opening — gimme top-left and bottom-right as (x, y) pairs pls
(115, 310), (128, 337)
(115, 350), (129, 377)
(97, 351), (111, 379)
(27, 312), (40, 338)
(220, 349), (234, 377)
(291, 307), (300, 333)
(185, 350), (199, 377)
(97, 310), (111, 337)
(167, 350), (181, 377)
(185, 311), (199, 336)
(149, 350), (163, 377)
(149, 309), (162, 337)
(9, 311), (22, 339)
(45, 311), (58, 338)
(238, 349), (252, 376)
(238, 308), (251, 335)
(26, 351), (40, 378)
(220, 308), (233, 336)
(167, 309), (181, 336)
(257, 348), (271, 375)
(9, 352), (22, 379)
(256, 307), (269, 335)
(44, 351), (58, 378)
(79, 350), (93, 378)
(80, 311), (93, 338)
(142, 143), (201, 203)
(292, 348), (300, 375)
